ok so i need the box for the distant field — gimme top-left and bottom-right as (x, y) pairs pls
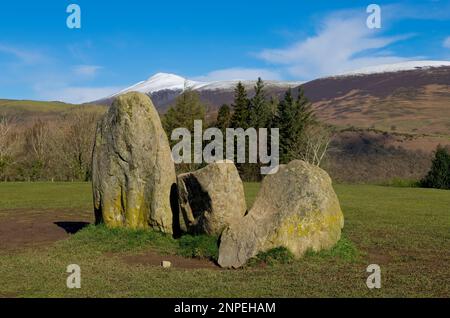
(0, 99), (106, 120)
(0, 99), (75, 113)
(0, 182), (449, 297)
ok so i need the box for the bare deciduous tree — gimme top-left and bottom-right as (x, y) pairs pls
(23, 119), (52, 180)
(295, 124), (333, 167)
(54, 107), (103, 181)
(0, 115), (17, 180)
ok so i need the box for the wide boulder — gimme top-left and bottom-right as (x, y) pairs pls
(92, 92), (176, 233)
(218, 160), (344, 268)
(177, 161), (247, 236)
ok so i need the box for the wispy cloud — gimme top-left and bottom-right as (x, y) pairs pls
(194, 67), (282, 82)
(73, 65), (103, 77)
(0, 42), (118, 103)
(256, 11), (414, 79)
(0, 44), (45, 64)
(444, 37), (450, 49)
(34, 85), (123, 104)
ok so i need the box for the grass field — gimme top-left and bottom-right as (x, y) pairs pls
(0, 182), (449, 297)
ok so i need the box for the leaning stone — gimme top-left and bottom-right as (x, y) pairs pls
(177, 160), (247, 236)
(218, 160), (344, 268)
(92, 92), (177, 233)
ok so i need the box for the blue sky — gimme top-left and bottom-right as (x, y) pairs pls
(0, 0), (449, 103)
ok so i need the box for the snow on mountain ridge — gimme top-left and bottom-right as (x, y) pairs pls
(111, 73), (208, 97)
(336, 60), (450, 77)
(108, 61), (450, 99)
(109, 73), (303, 98)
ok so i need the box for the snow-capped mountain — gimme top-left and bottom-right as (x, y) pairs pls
(335, 60), (450, 77)
(104, 60), (450, 101)
(109, 72), (303, 98)
(96, 60), (450, 123)
(110, 73), (208, 97)
(99, 73), (303, 110)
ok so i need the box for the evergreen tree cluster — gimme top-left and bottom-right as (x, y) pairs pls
(421, 145), (450, 189)
(162, 87), (207, 173)
(163, 88), (206, 136)
(162, 79), (319, 179)
(216, 78), (316, 165)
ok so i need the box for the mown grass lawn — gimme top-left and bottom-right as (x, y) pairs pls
(0, 182), (449, 297)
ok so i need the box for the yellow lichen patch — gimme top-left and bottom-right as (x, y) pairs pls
(265, 205), (343, 258)
(124, 191), (149, 229)
(103, 192), (126, 228)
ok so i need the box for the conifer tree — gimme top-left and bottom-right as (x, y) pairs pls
(249, 78), (271, 128)
(276, 87), (315, 163)
(231, 82), (249, 129)
(421, 145), (450, 189)
(163, 88), (206, 138)
(216, 104), (232, 132)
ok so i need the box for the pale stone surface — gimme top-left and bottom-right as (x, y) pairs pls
(92, 92), (177, 233)
(161, 261), (172, 268)
(177, 160), (247, 236)
(218, 160), (344, 268)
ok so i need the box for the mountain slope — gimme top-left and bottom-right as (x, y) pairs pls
(4, 61), (449, 137)
(99, 61), (450, 136)
(304, 63), (450, 135)
(335, 60), (450, 76)
(97, 73), (303, 111)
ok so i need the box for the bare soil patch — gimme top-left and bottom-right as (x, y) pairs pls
(0, 209), (92, 251)
(0, 208), (220, 270)
(122, 250), (220, 270)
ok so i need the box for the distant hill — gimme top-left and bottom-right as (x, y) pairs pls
(0, 99), (106, 124)
(2, 61), (450, 183)
(0, 99), (74, 113)
(94, 72), (303, 111)
(303, 63), (450, 136)
(2, 60), (450, 137)
(93, 61), (450, 136)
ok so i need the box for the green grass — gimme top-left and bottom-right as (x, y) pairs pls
(304, 235), (361, 263)
(0, 182), (449, 297)
(248, 247), (296, 267)
(380, 178), (421, 188)
(61, 224), (219, 260)
(0, 182), (93, 211)
(242, 182), (260, 208)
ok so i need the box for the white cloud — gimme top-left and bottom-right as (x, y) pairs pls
(35, 85), (123, 104)
(73, 65), (103, 77)
(444, 37), (450, 49)
(0, 44), (45, 64)
(193, 67), (282, 82)
(0, 42), (118, 103)
(256, 12), (413, 79)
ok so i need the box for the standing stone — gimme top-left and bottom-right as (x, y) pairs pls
(177, 161), (247, 236)
(218, 160), (344, 268)
(92, 92), (176, 233)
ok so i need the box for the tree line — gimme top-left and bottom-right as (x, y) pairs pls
(1, 80), (447, 187)
(163, 78), (332, 180)
(0, 79), (332, 182)
(0, 107), (103, 182)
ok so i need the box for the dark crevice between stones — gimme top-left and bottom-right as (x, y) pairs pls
(170, 183), (182, 238)
(182, 175), (212, 234)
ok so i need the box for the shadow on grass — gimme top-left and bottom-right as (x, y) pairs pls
(54, 221), (90, 234)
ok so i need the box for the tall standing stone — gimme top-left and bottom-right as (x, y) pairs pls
(92, 92), (176, 233)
